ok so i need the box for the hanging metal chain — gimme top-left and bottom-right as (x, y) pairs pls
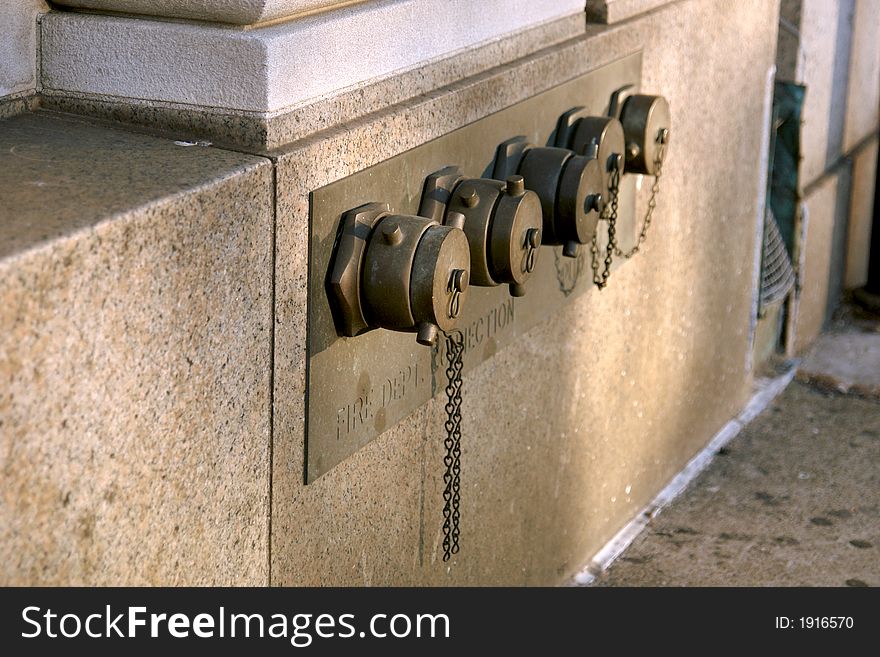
(590, 162), (621, 290)
(615, 132), (667, 259)
(442, 330), (464, 562)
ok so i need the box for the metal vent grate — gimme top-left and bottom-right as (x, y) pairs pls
(760, 209), (796, 307)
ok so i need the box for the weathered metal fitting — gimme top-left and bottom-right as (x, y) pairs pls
(421, 166), (543, 295)
(328, 203), (470, 347)
(619, 94), (671, 175)
(327, 202), (390, 338)
(555, 109), (626, 193)
(515, 146), (604, 254)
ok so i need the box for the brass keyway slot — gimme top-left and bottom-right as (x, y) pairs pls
(327, 202), (470, 347)
(492, 138), (604, 259)
(419, 166), (544, 297)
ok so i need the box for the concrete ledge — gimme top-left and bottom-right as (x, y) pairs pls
(53, 0), (352, 25)
(0, 93), (40, 121)
(40, 13), (584, 150)
(0, 111), (274, 584)
(42, 0), (585, 113)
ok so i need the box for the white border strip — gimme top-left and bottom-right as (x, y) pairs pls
(570, 368), (797, 586)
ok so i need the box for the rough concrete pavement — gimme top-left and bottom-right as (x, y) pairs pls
(593, 380), (879, 586)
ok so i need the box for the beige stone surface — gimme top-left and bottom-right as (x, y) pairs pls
(797, 0), (856, 186)
(41, 13), (585, 150)
(796, 172), (850, 353)
(0, 94), (40, 120)
(846, 138), (878, 289)
(843, 0), (880, 153)
(270, 0), (779, 585)
(775, 0), (803, 81)
(0, 0), (48, 99)
(0, 112), (274, 585)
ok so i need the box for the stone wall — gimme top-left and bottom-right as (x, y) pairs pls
(0, 114), (274, 585)
(779, 0), (880, 351)
(0, 0), (47, 102)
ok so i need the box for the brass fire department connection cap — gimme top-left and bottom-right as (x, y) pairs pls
(446, 178), (507, 287)
(361, 214), (435, 331)
(444, 175), (542, 293)
(516, 146), (573, 244)
(489, 175), (542, 289)
(620, 94), (670, 176)
(410, 224), (470, 335)
(559, 154), (604, 248)
(570, 116), (626, 187)
(519, 145), (605, 253)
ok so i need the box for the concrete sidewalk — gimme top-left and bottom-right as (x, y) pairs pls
(593, 378), (879, 586)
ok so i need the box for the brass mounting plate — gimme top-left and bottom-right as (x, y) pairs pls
(307, 52), (642, 483)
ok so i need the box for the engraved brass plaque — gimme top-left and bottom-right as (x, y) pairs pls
(307, 53), (643, 482)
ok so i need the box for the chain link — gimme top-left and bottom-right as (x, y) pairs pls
(442, 330), (464, 562)
(590, 133), (666, 289)
(615, 138), (666, 259)
(590, 164), (620, 289)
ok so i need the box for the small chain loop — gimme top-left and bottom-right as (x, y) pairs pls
(442, 330), (464, 562)
(590, 134), (667, 289)
(615, 137), (666, 259)
(590, 164), (620, 290)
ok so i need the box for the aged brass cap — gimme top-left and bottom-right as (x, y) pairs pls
(571, 115), (626, 190)
(410, 224), (470, 334)
(362, 214), (434, 331)
(620, 94), (671, 175)
(516, 146), (572, 244)
(557, 154), (603, 245)
(446, 178), (506, 287)
(572, 116), (627, 196)
(327, 202), (390, 337)
(490, 186), (543, 287)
